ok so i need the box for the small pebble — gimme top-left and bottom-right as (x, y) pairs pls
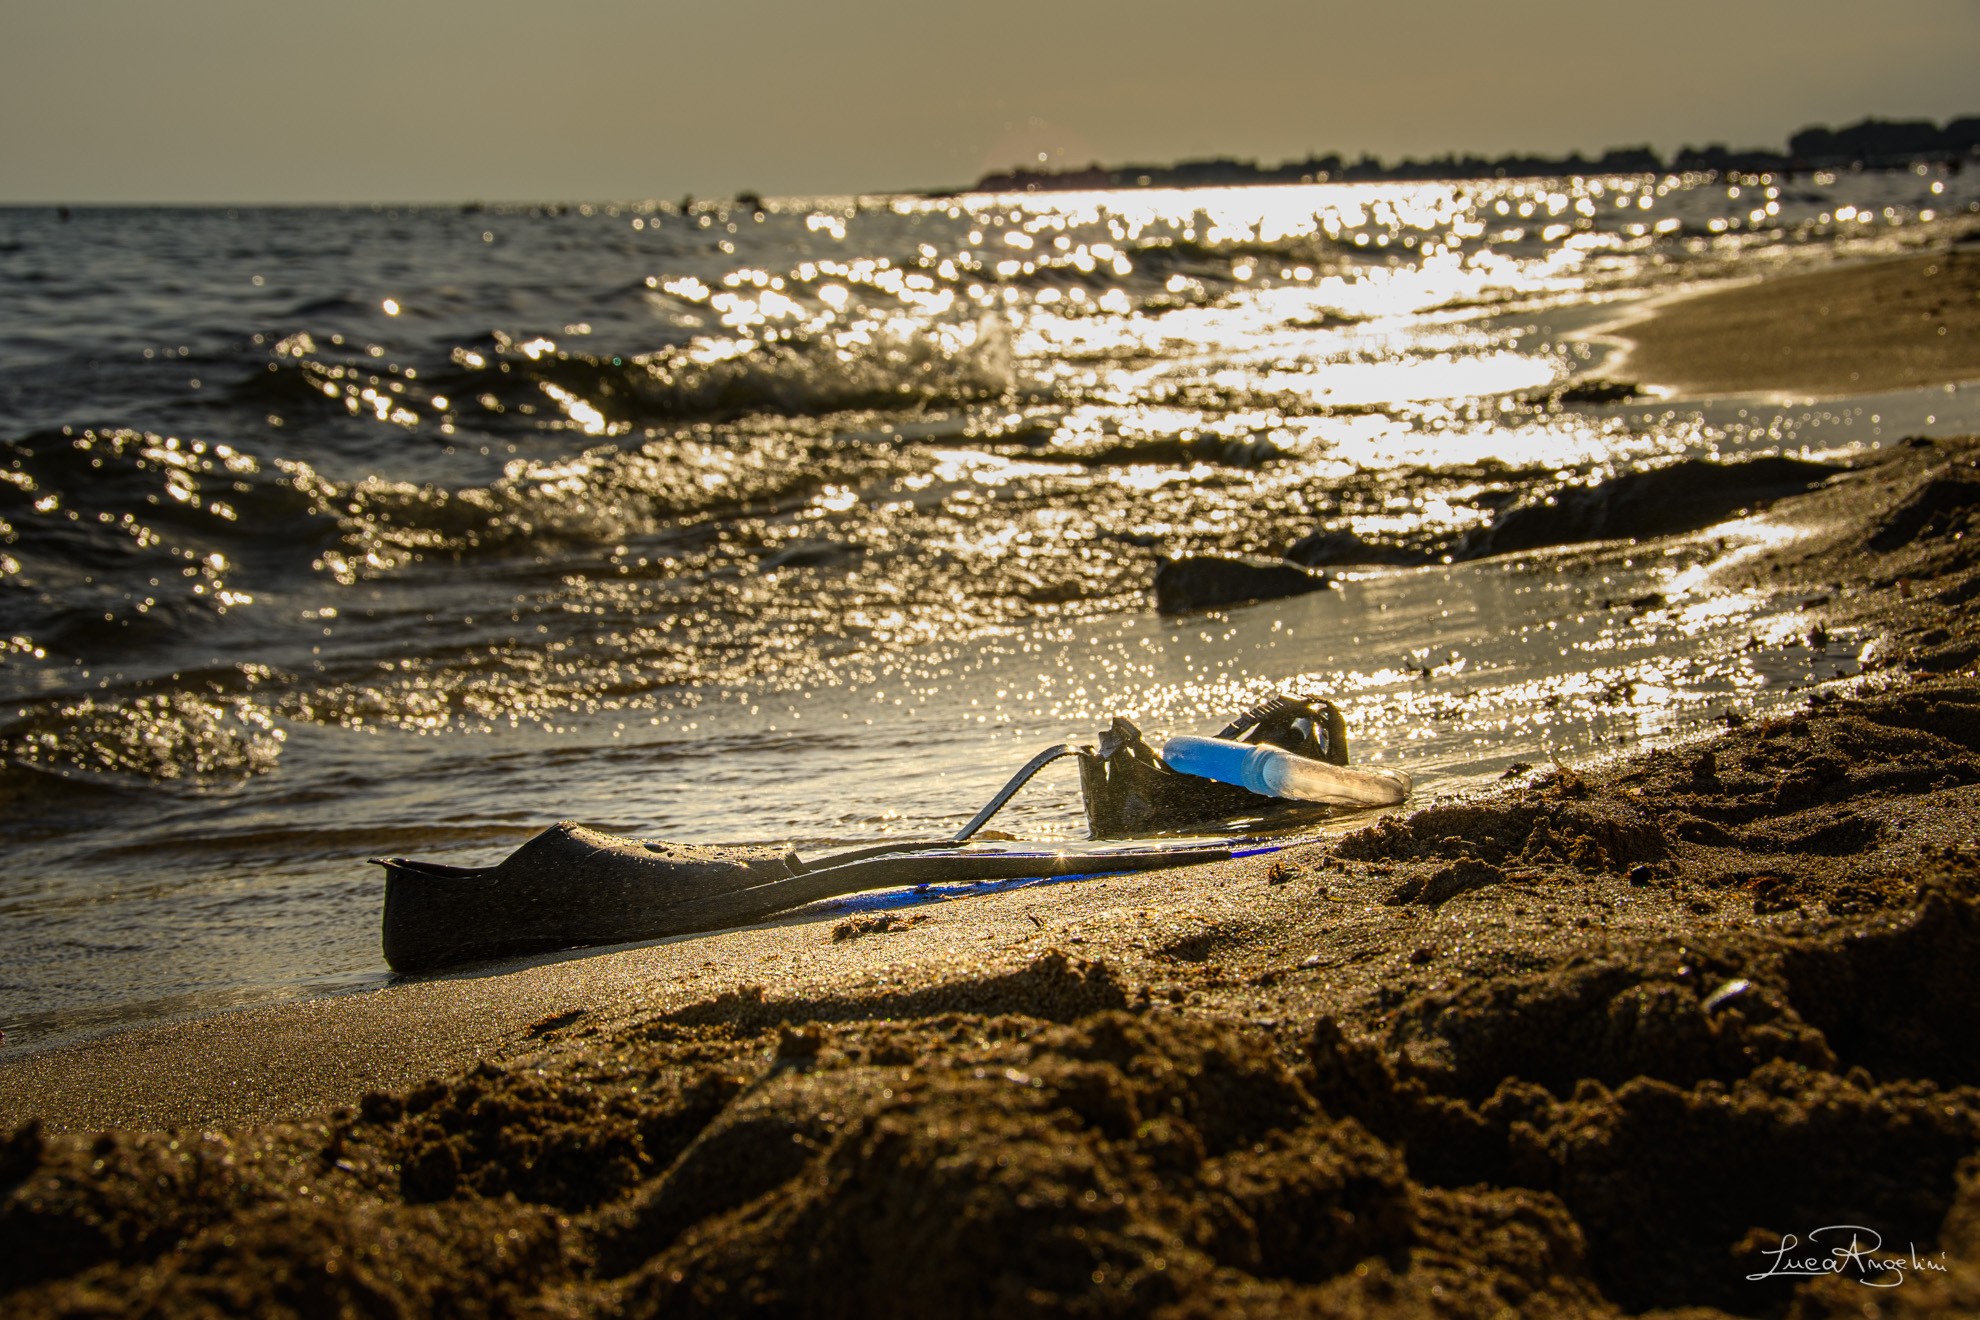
(1702, 978), (1754, 1014)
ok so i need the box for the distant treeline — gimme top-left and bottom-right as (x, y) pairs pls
(959, 115), (1980, 194)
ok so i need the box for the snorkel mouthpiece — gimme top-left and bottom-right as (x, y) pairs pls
(1161, 734), (1412, 808)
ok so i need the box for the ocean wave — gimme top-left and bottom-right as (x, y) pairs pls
(0, 690), (286, 789)
(0, 410), (881, 611)
(1040, 433), (1293, 469)
(214, 231), (1378, 447)
(486, 316), (1015, 425)
(238, 312), (1019, 438)
(0, 428), (337, 654)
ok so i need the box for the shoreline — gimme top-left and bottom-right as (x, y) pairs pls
(1597, 245), (1980, 399)
(2, 435), (1968, 1132)
(0, 436), (1914, 1122)
(6, 434), (1980, 1313)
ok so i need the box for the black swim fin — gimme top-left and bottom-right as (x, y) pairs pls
(374, 820), (1231, 974)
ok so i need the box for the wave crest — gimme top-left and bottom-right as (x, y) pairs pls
(2, 691), (286, 788)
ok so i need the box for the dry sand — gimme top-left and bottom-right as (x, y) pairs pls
(8, 259), (1980, 1316)
(1608, 247), (1980, 398)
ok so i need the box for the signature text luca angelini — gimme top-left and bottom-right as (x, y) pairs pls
(1748, 1225), (1951, 1288)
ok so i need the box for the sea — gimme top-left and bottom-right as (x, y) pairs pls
(4, 167), (1978, 1049)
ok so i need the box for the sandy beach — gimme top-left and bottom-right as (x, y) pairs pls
(8, 252), (1980, 1316)
(1608, 247), (1980, 398)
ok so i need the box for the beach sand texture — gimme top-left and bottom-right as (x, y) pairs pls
(8, 253), (1980, 1316)
(1613, 248), (1980, 397)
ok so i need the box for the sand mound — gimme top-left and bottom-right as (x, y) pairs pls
(9, 853), (1980, 1317)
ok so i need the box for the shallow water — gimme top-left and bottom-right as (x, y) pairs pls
(3, 168), (1978, 1048)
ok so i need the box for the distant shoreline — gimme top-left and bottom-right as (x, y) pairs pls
(945, 112), (1980, 195)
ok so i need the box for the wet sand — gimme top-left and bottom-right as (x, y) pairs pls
(10, 305), (1980, 1312)
(1608, 246), (1980, 398)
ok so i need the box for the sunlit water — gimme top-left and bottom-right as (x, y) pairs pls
(3, 167), (1978, 1048)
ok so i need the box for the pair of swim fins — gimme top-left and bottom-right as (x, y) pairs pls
(374, 693), (1411, 974)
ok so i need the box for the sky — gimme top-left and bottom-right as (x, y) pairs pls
(4, 0), (1978, 204)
